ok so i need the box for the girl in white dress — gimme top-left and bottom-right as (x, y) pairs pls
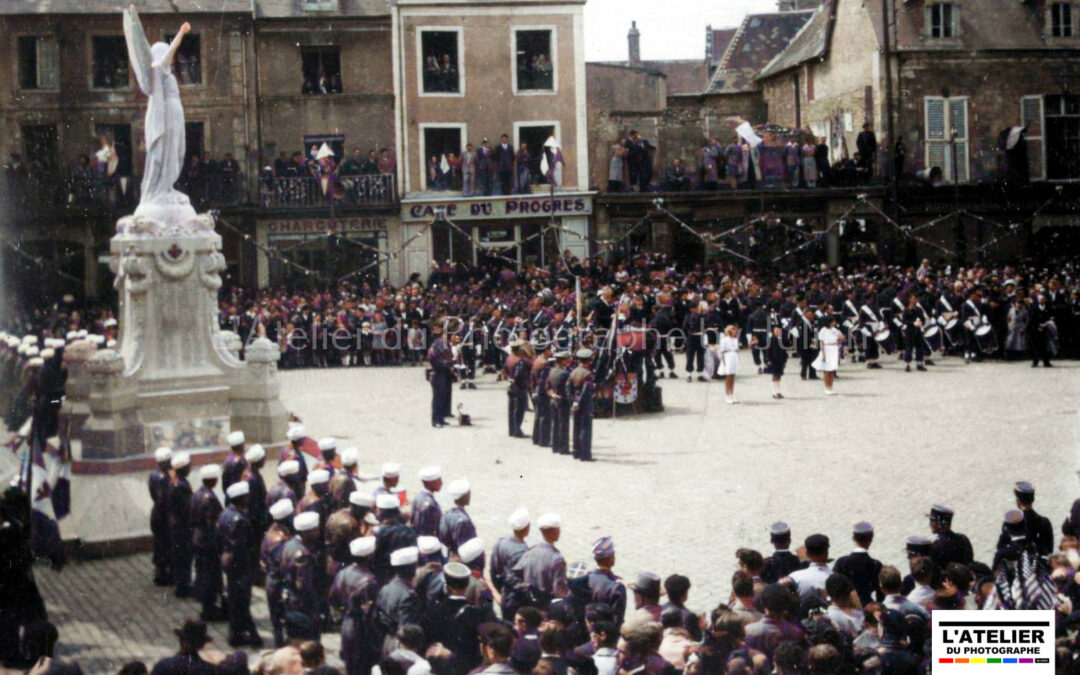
(717, 325), (741, 404)
(814, 316), (845, 396)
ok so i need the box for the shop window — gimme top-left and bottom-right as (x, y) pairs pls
(928, 3), (956, 39)
(18, 36), (59, 90)
(301, 46), (342, 95)
(421, 31), (460, 94)
(515, 30), (553, 92)
(92, 36), (129, 89)
(1051, 3), (1073, 37)
(165, 32), (202, 84)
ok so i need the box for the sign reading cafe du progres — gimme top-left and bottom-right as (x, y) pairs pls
(403, 193), (594, 222)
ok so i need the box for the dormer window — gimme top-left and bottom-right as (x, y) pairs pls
(928, 2), (956, 38)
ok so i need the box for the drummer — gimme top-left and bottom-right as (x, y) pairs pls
(902, 294), (928, 373)
(960, 288), (983, 364)
(859, 297), (883, 370)
(815, 315), (844, 396)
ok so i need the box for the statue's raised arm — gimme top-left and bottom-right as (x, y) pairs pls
(121, 6), (199, 232)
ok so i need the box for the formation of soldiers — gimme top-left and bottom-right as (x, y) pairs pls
(141, 422), (1080, 673)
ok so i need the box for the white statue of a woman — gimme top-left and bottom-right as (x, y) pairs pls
(124, 7), (197, 229)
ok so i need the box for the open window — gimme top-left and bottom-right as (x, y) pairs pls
(924, 96), (969, 183)
(165, 32), (202, 84)
(92, 36), (129, 89)
(420, 30), (461, 94)
(1045, 94), (1080, 180)
(515, 29), (554, 92)
(18, 36), (59, 90)
(421, 126), (463, 190)
(301, 46), (343, 95)
(516, 124), (556, 185)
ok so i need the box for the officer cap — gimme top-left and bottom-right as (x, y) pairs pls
(1014, 481), (1035, 497)
(768, 521), (790, 538)
(445, 561), (471, 581)
(853, 521), (873, 535)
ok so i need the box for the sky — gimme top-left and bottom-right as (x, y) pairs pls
(583, 0), (779, 62)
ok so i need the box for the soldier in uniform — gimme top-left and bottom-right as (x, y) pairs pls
(425, 562), (496, 675)
(168, 452), (195, 598)
(218, 481), (263, 647)
(490, 507), (531, 620)
(149, 446), (174, 586)
(221, 430), (247, 504)
(191, 464), (225, 622)
(282, 511), (323, 641)
(298, 469), (333, 533)
(582, 537), (626, 626)
(506, 339), (531, 438)
(243, 444), (270, 543)
(928, 504), (974, 568)
(530, 347), (553, 448)
(315, 437), (338, 477)
(373, 493), (419, 584)
(269, 460), (304, 512)
(429, 322), (455, 428)
(329, 448), (361, 510)
(568, 349), (595, 462)
(281, 425), (310, 484)
(761, 522), (805, 583)
(512, 513), (568, 609)
(546, 351), (573, 456)
(262, 498), (295, 647)
(439, 479), (477, 556)
(899, 535), (935, 596)
(411, 465), (444, 537)
(415, 535), (447, 607)
(373, 462), (401, 503)
(329, 536), (379, 675)
(831, 522), (882, 605)
(997, 482), (1053, 556)
(373, 546), (424, 656)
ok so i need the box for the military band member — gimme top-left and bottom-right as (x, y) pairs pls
(513, 513), (568, 609)
(960, 289), (983, 363)
(411, 465), (444, 537)
(262, 498), (295, 647)
(439, 479), (477, 556)
(282, 511), (323, 641)
(569, 349), (595, 462)
(373, 546), (424, 655)
(168, 452), (195, 598)
(222, 430), (248, 504)
(330, 536), (379, 675)
(192, 464), (225, 622)
(530, 348), (553, 448)
(547, 351), (573, 456)
(901, 295), (927, 372)
(490, 507), (531, 619)
(150, 446), (174, 586)
(281, 425), (310, 485)
(928, 505), (974, 569)
(506, 339), (531, 438)
(429, 322), (455, 428)
(746, 303), (769, 375)
(243, 444), (270, 542)
(218, 481), (262, 647)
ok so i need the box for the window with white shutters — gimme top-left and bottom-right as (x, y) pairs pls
(1022, 95), (1045, 181)
(17, 36), (59, 90)
(923, 96), (969, 182)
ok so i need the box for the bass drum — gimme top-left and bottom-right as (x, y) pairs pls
(922, 324), (942, 351)
(975, 325), (996, 354)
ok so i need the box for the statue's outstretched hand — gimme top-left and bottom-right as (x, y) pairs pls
(180, 22), (192, 34)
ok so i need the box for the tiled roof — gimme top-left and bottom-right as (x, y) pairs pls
(0, 0), (249, 14)
(704, 10), (813, 94)
(757, 0), (834, 80)
(709, 28), (737, 66)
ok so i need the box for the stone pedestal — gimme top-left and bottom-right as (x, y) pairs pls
(70, 212), (288, 544)
(58, 339), (96, 440)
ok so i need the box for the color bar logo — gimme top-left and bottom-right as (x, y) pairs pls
(933, 610), (1053, 672)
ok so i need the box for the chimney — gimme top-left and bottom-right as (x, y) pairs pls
(628, 21), (641, 67)
(705, 24), (713, 63)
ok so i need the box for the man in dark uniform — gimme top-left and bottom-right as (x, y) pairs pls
(282, 511), (323, 641)
(746, 303), (769, 374)
(490, 508), (531, 620)
(505, 340), (531, 438)
(997, 482), (1053, 556)
(547, 351), (573, 456)
(329, 536), (379, 675)
(901, 294), (927, 373)
(795, 308), (819, 380)
(761, 522), (805, 583)
(168, 452), (195, 598)
(221, 431), (247, 505)
(314, 438), (338, 477)
(428, 322), (455, 428)
(928, 504), (974, 569)
(582, 537), (626, 626)
(960, 289), (983, 363)
(191, 464), (225, 622)
(426, 562), (496, 675)
(900, 535), (935, 596)
(297, 469), (333, 537)
(217, 481), (262, 647)
(439, 479), (477, 556)
(411, 465), (443, 538)
(243, 444), (270, 543)
(281, 426), (310, 484)
(831, 522), (882, 605)
(530, 348), (552, 448)
(373, 494), (418, 584)
(268, 460), (304, 512)
(650, 293), (677, 378)
(568, 349), (595, 462)
(1029, 295), (1055, 367)
(372, 546), (424, 655)
(261, 499), (295, 647)
(150, 446), (174, 586)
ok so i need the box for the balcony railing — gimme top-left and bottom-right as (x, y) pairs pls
(259, 174), (396, 208)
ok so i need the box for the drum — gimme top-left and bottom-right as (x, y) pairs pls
(944, 318), (959, 331)
(975, 324), (996, 354)
(873, 325), (896, 354)
(922, 324), (942, 351)
(616, 327), (646, 352)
